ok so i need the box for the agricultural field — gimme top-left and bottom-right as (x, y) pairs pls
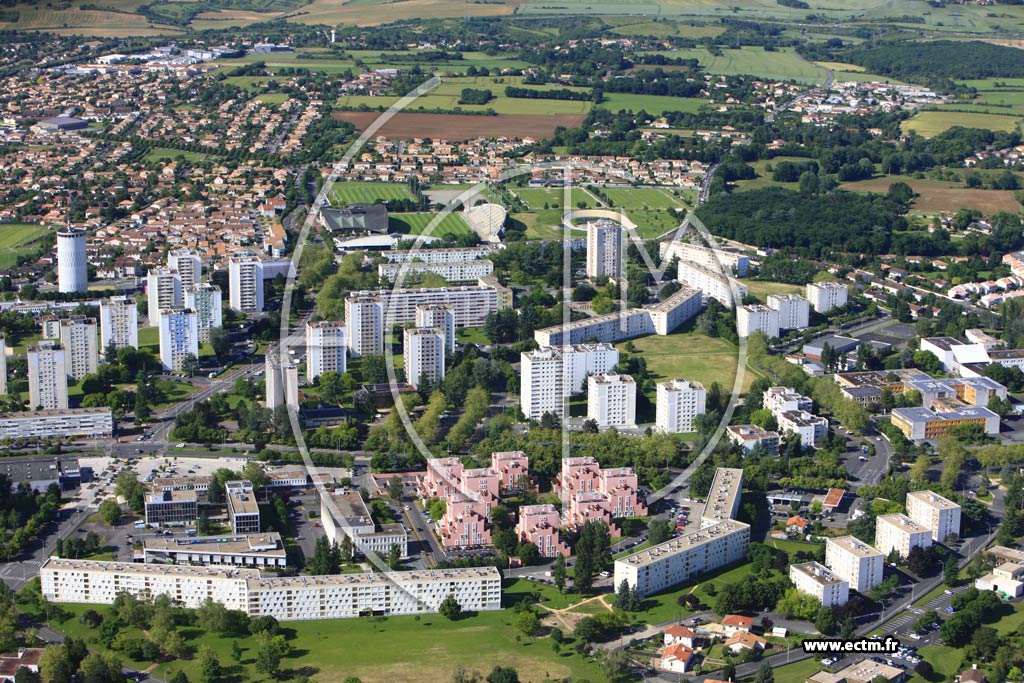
(333, 111), (586, 140)
(388, 213), (475, 239)
(605, 17), (725, 39)
(0, 223), (51, 269)
(901, 110), (1023, 137)
(597, 93), (706, 115)
(615, 328), (750, 399)
(0, 1), (182, 36)
(293, 0), (517, 26)
(329, 182), (416, 206)
(626, 46), (828, 84)
(839, 176), (1022, 215)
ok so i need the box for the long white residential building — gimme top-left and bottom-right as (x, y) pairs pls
(737, 304), (779, 339)
(184, 283), (223, 343)
(383, 246), (498, 264)
(533, 287), (702, 346)
(347, 286), (498, 328)
(99, 297), (139, 351)
(655, 378), (706, 434)
(306, 321), (347, 382)
(789, 561), (849, 607)
(677, 261), (748, 308)
(28, 341), (68, 411)
(0, 408), (113, 439)
(158, 308), (199, 372)
(660, 241), (750, 277)
(40, 558), (501, 620)
(344, 296), (384, 358)
(378, 259), (494, 284)
(586, 219), (622, 279)
(588, 373), (636, 428)
(874, 513), (932, 559)
(0, 334), (6, 396)
(906, 490), (961, 542)
(229, 257), (264, 313)
(147, 268), (183, 326)
(806, 281), (848, 313)
(404, 327), (445, 389)
(825, 536), (884, 594)
(59, 318), (99, 380)
(520, 343), (619, 421)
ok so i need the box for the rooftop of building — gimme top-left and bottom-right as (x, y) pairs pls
(893, 405), (998, 422)
(147, 489), (197, 504)
(143, 532), (284, 555)
(702, 467), (742, 525)
(827, 535), (882, 558)
(42, 557), (260, 579)
(227, 490), (258, 515)
(907, 489), (960, 510)
(616, 519), (749, 569)
(834, 369), (932, 387)
(877, 512), (928, 534)
(726, 424), (779, 441)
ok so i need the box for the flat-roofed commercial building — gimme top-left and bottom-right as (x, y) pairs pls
(320, 490), (408, 559)
(227, 481), (260, 534)
(0, 408), (113, 440)
(143, 533), (286, 568)
(891, 405), (1000, 441)
(874, 513), (932, 559)
(825, 535), (884, 593)
(789, 561), (849, 607)
(144, 489), (198, 527)
(906, 490), (961, 542)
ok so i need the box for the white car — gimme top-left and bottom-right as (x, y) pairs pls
(176, 443), (185, 448)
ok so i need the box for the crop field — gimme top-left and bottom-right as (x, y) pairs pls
(598, 93), (706, 115)
(336, 93), (591, 116)
(901, 110), (1023, 137)
(388, 213), (474, 239)
(333, 111), (586, 140)
(839, 177), (1022, 215)
(330, 182), (416, 206)
(514, 187), (600, 211)
(634, 46), (827, 84)
(0, 0), (183, 35)
(0, 223), (50, 269)
(615, 328), (751, 396)
(605, 17), (725, 39)
(293, 0), (517, 26)
(603, 187), (686, 209)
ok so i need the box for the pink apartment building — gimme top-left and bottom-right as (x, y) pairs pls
(421, 457), (464, 500)
(436, 493), (491, 549)
(554, 457), (646, 536)
(568, 492), (623, 537)
(516, 504), (570, 558)
(601, 467), (648, 518)
(491, 451), (530, 494)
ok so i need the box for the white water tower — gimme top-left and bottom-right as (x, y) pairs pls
(56, 227), (88, 293)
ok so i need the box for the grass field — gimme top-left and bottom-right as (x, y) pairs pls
(254, 93), (290, 105)
(515, 187), (600, 211)
(597, 93), (706, 115)
(293, 0), (517, 26)
(0, 223), (50, 269)
(733, 156), (807, 192)
(602, 187), (686, 209)
(615, 328), (750, 398)
(388, 213), (474, 239)
(143, 148), (217, 164)
(334, 111), (586, 140)
(901, 110), (1023, 137)
(637, 46), (828, 84)
(336, 93), (591, 116)
(839, 176), (1022, 215)
(0, 2), (182, 35)
(330, 182), (416, 206)
(745, 280), (804, 301)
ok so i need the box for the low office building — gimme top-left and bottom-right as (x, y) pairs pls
(725, 424), (780, 454)
(0, 457), (81, 491)
(891, 405), (1000, 441)
(825, 536), (884, 594)
(41, 558), (502, 620)
(976, 562), (1024, 598)
(142, 533), (287, 568)
(906, 490), (961, 542)
(834, 369), (932, 406)
(0, 408), (113, 440)
(320, 490), (409, 559)
(144, 489), (198, 527)
(655, 378), (706, 434)
(587, 373), (636, 428)
(789, 561), (849, 607)
(874, 513), (932, 559)
(226, 481), (260, 534)
(808, 661), (906, 683)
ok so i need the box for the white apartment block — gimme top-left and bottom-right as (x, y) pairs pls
(776, 410), (828, 449)
(344, 296), (384, 358)
(0, 334), (6, 396)
(588, 373), (636, 428)
(789, 561), (849, 607)
(806, 281), (849, 313)
(147, 268), (183, 326)
(184, 283), (223, 343)
(764, 386), (813, 419)
(656, 378), (707, 434)
(158, 308), (199, 372)
(701, 467), (744, 527)
(404, 327), (445, 389)
(875, 513), (932, 559)
(99, 297), (139, 352)
(41, 558), (501, 620)
(726, 424), (780, 454)
(767, 294), (810, 330)
(378, 259), (494, 284)
(41, 317), (61, 340)
(348, 286), (497, 328)
(28, 341), (68, 411)
(614, 519), (750, 598)
(264, 355), (299, 409)
(677, 261), (749, 308)
(415, 304), (455, 354)
(167, 249), (202, 289)
(586, 219), (621, 279)
(660, 241), (750, 277)
(384, 246), (497, 264)
(58, 318), (99, 380)
(229, 257), (264, 313)
(306, 321), (347, 383)
(737, 304), (780, 339)
(906, 490), (962, 542)
(533, 287), (702, 346)
(825, 536), (884, 594)
(0, 408), (113, 440)
(520, 344), (619, 421)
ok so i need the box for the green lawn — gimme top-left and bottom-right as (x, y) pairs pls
(615, 327), (751, 396)
(602, 187), (685, 210)
(330, 182), (416, 206)
(143, 148), (217, 164)
(254, 93), (290, 104)
(737, 657), (821, 683)
(745, 280), (804, 302)
(514, 187), (599, 211)
(0, 223), (50, 269)
(152, 378), (199, 408)
(138, 326), (158, 354)
(901, 110), (1023, 137)
(456, 327), (490, 345)
(634, 561), (754, 625)
(598, 93), (706, 115)
(516, 212), (566, 240)
(388, 213), (474, 239)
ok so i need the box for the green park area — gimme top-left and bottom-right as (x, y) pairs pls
(597, 93), (706, 116)
(0, 223), (51, 269)
(615, 328), (750, 398)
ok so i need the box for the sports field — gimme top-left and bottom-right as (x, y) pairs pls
(330, 182), (416, 206)
(598, 93), (706, 115)
(388, 213), (475, 239)
(603, 187), (685, 209)
(0, 223), (50, 269)
(514, 187), (601, 211)
(901, 110), (1023, 137)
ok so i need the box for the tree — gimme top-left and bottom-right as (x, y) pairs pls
(98, 499), (121, 526)
(647, 519), (671, 546)
(553, 554), (567, 593)
(815, 606), (838, 635)
(209, 327), (230, 359)
(254, 632), (288, 677)
(388, 476), (403, 501)
(722, 662), (737, 682)
(386, 543), (402, 570)
(198, 646), (222, 683)
(439, 594), (462, 620)
(39, 645), (73, 683)
(755, 660), (774, 683)
(514, 610), (540, 636)
(944, 556), (960, 587)
(486, 667), (519, 683)
(181, 353), (200, 377)
(231, 640), (243, 663)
